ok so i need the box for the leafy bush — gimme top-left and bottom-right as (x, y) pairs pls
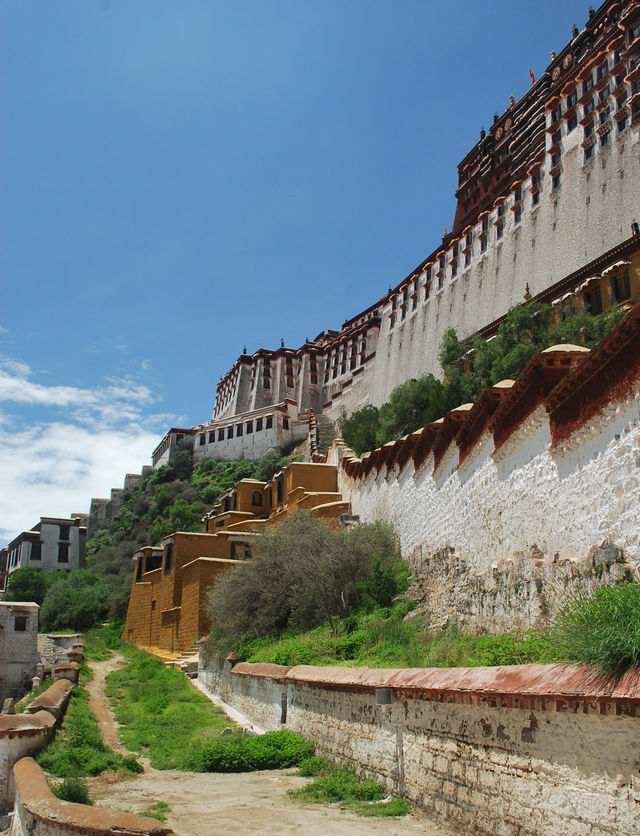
(289, 759), (408, 817)
(50, 776), (93, 805)
(39, 570), (111, 632)
(182, 730), (313, 773)
(207, 513), (402, 643)
(554, 582), (640, 671)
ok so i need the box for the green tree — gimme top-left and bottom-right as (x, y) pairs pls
(341, 404), (380, 457)
(39, 570), (110, 632)
(3, 566), (49, 605)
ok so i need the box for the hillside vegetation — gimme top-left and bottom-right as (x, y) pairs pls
(5, 449), (293, 629)
(342, 301), (626, 456)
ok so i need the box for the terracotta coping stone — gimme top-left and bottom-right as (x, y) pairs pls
(232, 662), (291, 681)
(26, 680), (72, 716)
(0, 711), (56, 739)
(13, 758), (174, 836)
(284, 663), (640, 703)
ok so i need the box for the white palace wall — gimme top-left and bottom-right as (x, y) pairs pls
(369, 131), (640, 409)
(333, 310), (640, 632)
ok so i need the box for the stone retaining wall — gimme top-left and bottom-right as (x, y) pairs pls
(200, 658), (640, 835)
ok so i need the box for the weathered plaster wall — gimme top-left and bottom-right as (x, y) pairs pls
(0, 713), (55, 812)
(199, 660), (286, 731)
(339, 396), (640, 630)
(0, 605), (39, 704)
(199, 659), (640, 836)
(10, 758), (173, 836)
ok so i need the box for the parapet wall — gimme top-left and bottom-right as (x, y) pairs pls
(199, 658), (640, 835)
(333, 303), (640, 632)
(11, 758), (173, 836)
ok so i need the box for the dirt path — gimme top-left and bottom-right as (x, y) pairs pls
(87, 656), (455, 836)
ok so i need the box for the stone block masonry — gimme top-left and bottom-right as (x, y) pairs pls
(199, 657), (640, 835)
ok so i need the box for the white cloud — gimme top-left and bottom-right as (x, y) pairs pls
(0, 422), (160, 545)
(0, 357), (177, 546)
(0, 358), (156, 426)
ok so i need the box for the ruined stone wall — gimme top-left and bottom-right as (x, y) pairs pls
(199, 658), (640, 836)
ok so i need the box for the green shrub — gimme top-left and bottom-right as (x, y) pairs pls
(298, 755), (331, 776)
(141, 801), (171, 822)
(358, 798), (410, 817)
(182, 729), (313, 773)
(50, 776), (92, 805)
(555, 582), (640, 671)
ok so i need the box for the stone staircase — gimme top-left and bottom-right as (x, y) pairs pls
(165, 642), (200, 678)
(315, 414), (338, 456)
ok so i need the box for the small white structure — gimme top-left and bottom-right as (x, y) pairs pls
(0, 602), (39, 702)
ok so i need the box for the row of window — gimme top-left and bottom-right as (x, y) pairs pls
(198, 414), (287, 445)
(557, 271), (631, 320)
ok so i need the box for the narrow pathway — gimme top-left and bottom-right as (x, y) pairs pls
(87, 656), (456, 836)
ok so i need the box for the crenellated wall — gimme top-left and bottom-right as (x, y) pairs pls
(332, 302), (640, 632)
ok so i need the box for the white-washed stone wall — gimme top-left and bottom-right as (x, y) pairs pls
(198, 660), (285, 731)
(285, 683), (640, 836)
(336, 388), (640, 631)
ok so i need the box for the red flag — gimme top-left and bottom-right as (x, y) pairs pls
(529, 69), (536, 85)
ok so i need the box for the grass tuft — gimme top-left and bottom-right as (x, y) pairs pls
(141, 801), (171, 822)
(50, 776), (93, 805)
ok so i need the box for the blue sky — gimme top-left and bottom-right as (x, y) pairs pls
(0, 0), (590, 544)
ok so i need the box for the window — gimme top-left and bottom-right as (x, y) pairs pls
(401, 308), (406, 321)
(597, 60), (608, 81)
(30, 540), (41, 561)
(236, 424), (243, 437)
(232, 492), (237, 510)
(481, 235), (488, 252)
(227, 427), (233, 439)
(599, 85), (610, 104)
(246, 421), (253, 434)
(350, 358), (356, 369)
(551, 129), (561, 146)
(424, 281), (431, 300)
(551, 151), (561, 169)
(610, 269), (631, 304)
(567, 90), (578, 108)
(583, 99), (595, 116)
(389, 315), (395, 329)
(286, 377), (294, 388)
(14, 615), (28, 632)
(256, 418), (263, 431)
(600, 132), (610, 148)
(568, 113), (578, 132)
(265, 416), (273, 429)
(283, 417), (289, 430)
(465, 251), (471, 267)
(583, 76), (593, 95)
(514, 206), (521, 225)
(135, 558), (143, 583)
(496, 223), (503, 239)
(263, 379), (270, 389)
(218, 429), (224, 441)
(451, 262), (458, 278)
(426, 266), (432, 281)
(439, 255), (445, 270)
(514, 186), (521, 203)
(482, 216), (489, 232)
(551, 105), (562, 123)
(58, 543), (69, 563)
(438, 274), (444, 290)
(252, 491), (262, 507)
(618, 116), (627, 133)
(584, 121), (594, 138)
(164, 543), (173, 575)
(412, 296), (417, 310)
(584, 146), (594, 162)
(584, 285), (603, 315)
(59, 525), (70, 541)
(552, 173), (561, 190)
(311, 373), (318, 384)
(208, 432), (215, 443)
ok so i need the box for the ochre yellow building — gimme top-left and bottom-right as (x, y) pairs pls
(124, 461), (349, 654)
